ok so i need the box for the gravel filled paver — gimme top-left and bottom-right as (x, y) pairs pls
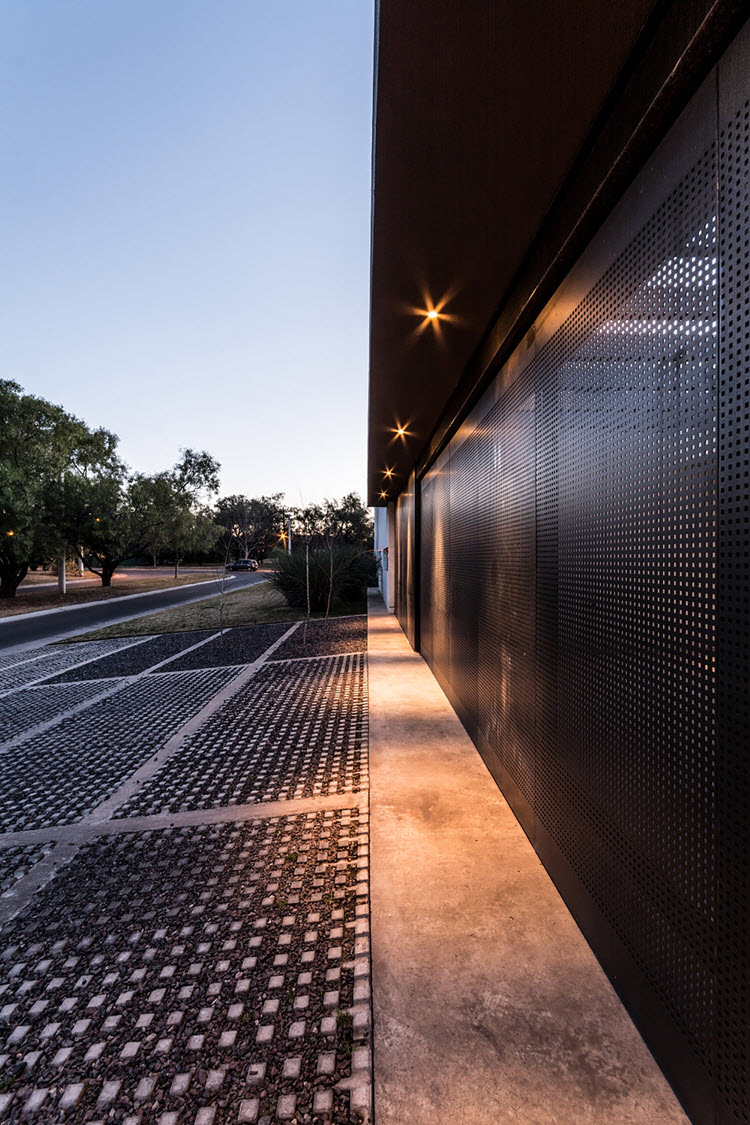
(0, 639), (146, 694)
(0, 669), (237, 832)
(269, 618), (366, 662)
(0, 681), (119, 743)
(0, 811), (369, 1124)
(44, 633), (218, 683)
(0, 843), (55, 896)
(0, 618), (372, 1123)
(162, 624), (292, 673)
(114, 654), (367, 818)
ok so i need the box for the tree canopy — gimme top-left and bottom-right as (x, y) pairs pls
(215, 493), (285, 562)
(0, 380), (120, 596)
(1, 380), (371, 601)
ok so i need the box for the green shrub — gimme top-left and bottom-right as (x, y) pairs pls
(271, 546), (378, 612)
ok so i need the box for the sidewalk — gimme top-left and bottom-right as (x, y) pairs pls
(367, 591), (688, 1125)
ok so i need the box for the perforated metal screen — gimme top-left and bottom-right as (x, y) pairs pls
(395, 471), (417, 649)
(412, 23), (750, 1125)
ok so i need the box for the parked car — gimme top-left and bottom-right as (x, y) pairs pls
(225, 558), (259, 571)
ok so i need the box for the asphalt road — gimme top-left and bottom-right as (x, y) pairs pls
(0, 571), (265, 653)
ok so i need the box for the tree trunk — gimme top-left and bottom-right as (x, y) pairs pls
(174, 558), (179, 579)
(100, 560), (118, 587)
(326, 541), (333, 621)
(304, 539), (311, 645)
(0, 564), (28, 598)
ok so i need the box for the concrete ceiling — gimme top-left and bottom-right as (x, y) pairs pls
(367, 0), (657, 505)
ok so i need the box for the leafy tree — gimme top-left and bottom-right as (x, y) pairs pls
(325, 492), (373, 547)
(159, 501), (219, 578)
(215, 493), (285, 562)
(75, 476), (147, 588)
(164, 451), (220, 576)
(284, 494), (374, 620)
(0, 380), (119, 597)
(172, 448), (220, 500)
(275, 495), (374, 632)
(81, 451), (221, 584)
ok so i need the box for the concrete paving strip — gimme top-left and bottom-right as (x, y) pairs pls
(0, 840), (82, 928)
(0, 629), (223, 751)
(0, 621), (301, 926)
(367, 590), (688, 1125)
(0, 648), (62, 673)
(0, 791), (363, 849)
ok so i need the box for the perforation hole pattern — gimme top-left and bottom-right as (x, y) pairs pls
(413, 31), (749, 1125)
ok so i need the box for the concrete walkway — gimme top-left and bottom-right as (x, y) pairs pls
(367, 591), (689, 1125)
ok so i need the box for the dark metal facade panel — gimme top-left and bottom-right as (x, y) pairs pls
(716, 37), (750, 1125)
(395, 471), (416, 648)
(413, 20), (750, 1124)
(447, 434), (479, 737)
(423, 450), (450, 693)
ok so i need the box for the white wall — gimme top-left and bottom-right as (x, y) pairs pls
(373, 505), (394, 611)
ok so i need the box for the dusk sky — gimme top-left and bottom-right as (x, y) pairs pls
(0, 1), (374, 507)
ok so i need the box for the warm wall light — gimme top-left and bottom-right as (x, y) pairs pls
(379, 491), (388, 499)
(6, 530), (14, 537)
(427, 309), (438, 320)
(383, 468), (393, 478)
(389, 421), (412, 443)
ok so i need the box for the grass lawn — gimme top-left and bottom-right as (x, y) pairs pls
(17, 571), (98, 586)
(61, 580), (367, 641)
(0, 570), (224, 619)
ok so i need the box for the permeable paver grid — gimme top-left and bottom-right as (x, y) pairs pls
(0, 813), (369, 1123)
(115, 654), (367, 819)
(0, 670), (238, 833)
(0, 617), (371, 1125)
(0, 638), (148, 695)
(0, 681), (120, 742)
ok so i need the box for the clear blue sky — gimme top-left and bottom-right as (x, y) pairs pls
(0, 1), (373, 507)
